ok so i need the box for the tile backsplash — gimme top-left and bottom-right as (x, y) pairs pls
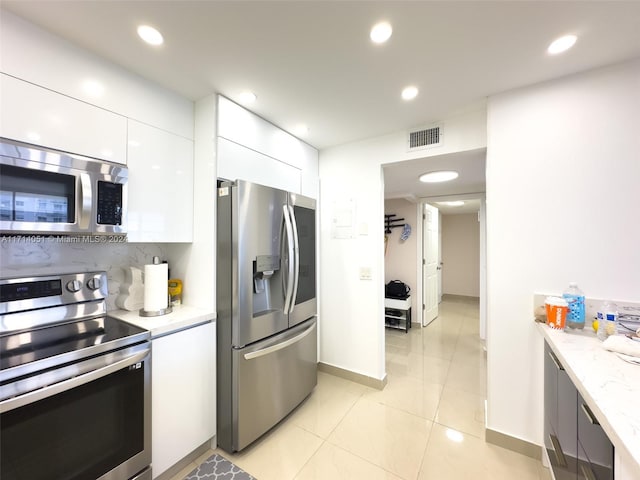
(1, 239), (170, 310)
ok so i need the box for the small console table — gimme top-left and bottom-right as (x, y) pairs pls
(384, 296), (412, 333)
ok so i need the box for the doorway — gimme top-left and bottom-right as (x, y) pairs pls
(418, 194), (486, 340)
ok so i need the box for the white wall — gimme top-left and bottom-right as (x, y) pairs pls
(319, 109), (486, 380)
(441, 213), (480, 297)
(486, 59), (640, 446)
(384, 199), (419, 318)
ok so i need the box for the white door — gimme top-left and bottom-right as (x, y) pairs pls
(437, 210), (443, 304)
(423, 204), (439, 325)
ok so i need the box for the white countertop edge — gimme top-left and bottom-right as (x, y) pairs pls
(110, 305), (215, 338)
(536, 322), (640, 476)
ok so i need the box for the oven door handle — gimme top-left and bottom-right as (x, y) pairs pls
(0, 346), (149, 414)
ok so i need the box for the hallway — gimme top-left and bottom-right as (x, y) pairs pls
(174, 296), (549, 480)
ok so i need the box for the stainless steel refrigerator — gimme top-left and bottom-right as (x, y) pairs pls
(216, 179), (317, 452)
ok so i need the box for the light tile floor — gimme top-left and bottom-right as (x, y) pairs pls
(171, 297), (550, 480)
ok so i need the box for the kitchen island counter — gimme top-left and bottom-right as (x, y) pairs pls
(537, 323), (640, 479)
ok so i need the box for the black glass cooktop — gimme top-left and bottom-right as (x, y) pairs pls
(0, 316), (149, 375)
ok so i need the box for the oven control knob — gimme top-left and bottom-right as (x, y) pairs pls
(66, 280), (82, 293)
(87, 277), (101, 290)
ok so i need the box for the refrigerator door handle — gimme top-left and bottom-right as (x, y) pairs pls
(243, 322), (315, 360)
(288, 205), (300, 314)
(282, 204), (295, 313)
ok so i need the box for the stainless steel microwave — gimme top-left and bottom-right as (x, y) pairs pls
(0, 138), (127, 236)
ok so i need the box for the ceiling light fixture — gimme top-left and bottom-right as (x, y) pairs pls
(547, 34), (577, 55)
(419, 170), (459, 183)
(238, 91), (257, 104)
(292, 124), (309, 136)
(370, 21), (392, 44)
(137, 25), (164, 46)
(437, 201), (465, 207)
(401, 86), (419, 101)
(26, 132), (41, 142)
(82, 79), (105, 98)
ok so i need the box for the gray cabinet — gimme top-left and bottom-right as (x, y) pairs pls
(544, 341), (614, 480)
(545, 342), (579, 479)
(578, 393), (614, 480)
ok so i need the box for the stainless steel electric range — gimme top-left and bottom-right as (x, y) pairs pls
(0, 271), (152, 480)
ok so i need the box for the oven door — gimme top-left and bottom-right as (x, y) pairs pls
(0, 342), (151, 480)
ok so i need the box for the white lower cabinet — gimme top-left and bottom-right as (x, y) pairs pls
(0, 73), (127, 163)
(151, 322), (215, 478)
(127, 119), (194, 242)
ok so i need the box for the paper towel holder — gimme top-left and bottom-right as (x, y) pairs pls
(139, 293), (173, 317)
(139, 305), (173, 317)
(139, 255), (173, 317)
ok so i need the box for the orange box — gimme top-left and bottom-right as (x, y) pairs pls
(546, 297), (568, 330)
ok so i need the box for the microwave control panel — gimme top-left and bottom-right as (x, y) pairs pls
(96, 181), (123, 225)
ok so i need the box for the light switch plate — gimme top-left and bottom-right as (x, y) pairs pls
(360, 267), (372, 280)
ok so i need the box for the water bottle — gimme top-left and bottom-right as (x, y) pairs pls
(597, 300), (618, 340)
(563, 282), (585, 329)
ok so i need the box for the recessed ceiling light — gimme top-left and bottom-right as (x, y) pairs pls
(547, 35), (577, 55)
(137, 25), (164, 46)
(238, 91), (257, 104)
(370, 21), (392, 44)
(402, 86), (419, 101)
(26, 132), (41, 142)
(419, 171), (459, 183)
(82, 79), (105, 98)
(292, 124), (309, 136)
(437, 201), (465, 207)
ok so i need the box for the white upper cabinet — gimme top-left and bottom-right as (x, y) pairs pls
(217, 96), (319, 198)
(0, 74), (127, 164)
(217, 137), (302, 194)
(127, 120), (194, 243)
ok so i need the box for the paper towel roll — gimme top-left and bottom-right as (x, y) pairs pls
(144, 262), (168, 312)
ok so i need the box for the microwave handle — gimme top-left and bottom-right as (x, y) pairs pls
(79, 173), (92, 229)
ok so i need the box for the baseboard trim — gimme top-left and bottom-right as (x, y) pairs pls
(318, 362), (387, 390)
(485, 428), (542, 461)
(154, 439), (211, 480)
(442, 293), (480, 302)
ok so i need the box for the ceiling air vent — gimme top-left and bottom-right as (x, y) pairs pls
(408, 125), (442, 151)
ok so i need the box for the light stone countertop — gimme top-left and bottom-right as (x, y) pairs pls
(110, 304), (215, 338)
(537, 323), (640, 477)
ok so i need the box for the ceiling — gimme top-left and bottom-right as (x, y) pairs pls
(383, 148), (486, 208)
(4, 1), (640, 201)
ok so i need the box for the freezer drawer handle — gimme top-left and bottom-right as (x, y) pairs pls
(244, 324), (315, 360)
